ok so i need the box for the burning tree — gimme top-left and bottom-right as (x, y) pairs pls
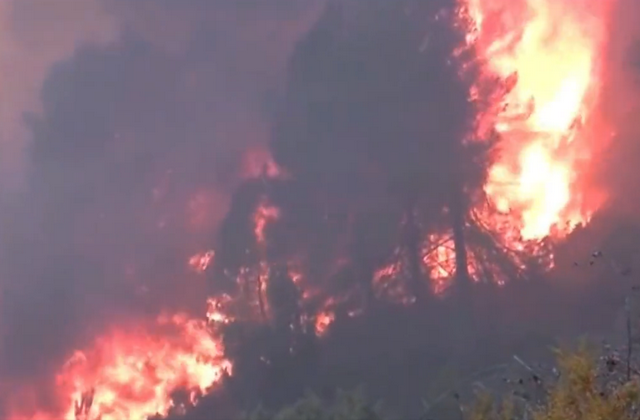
(268, 0), (501, 297)
(198, 1), (510, 409)
(211, 0), (516, 323)
(1, 0), (615, 417)
(201, 0), (614, 407)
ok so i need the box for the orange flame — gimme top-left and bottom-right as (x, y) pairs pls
(189, 250), (215, 273)
(314, 310), (336, 337)
(206, 294), (234, 324)
(10, 314), (231, 420)
(468, 0), (611, 242)
(254, 200), (280, 246)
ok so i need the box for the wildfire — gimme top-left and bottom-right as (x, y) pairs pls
(468, 0), (611, 242)
(189, 250), (215, 273)
(4, 3), (617, 417)
(254, 199), (280, 246)
(396, 0), (612, 291)
(424, 234), (458, 289)
(8, 314), (231, 420)
(207, 294), (234, 324)
(314, 309), (336, 337)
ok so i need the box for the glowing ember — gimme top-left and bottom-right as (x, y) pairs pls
(421, 233), (481, 293)
(314, 310), (335, 337)
(467, 0), (611, 241)
(18, 314), (231, 420)
(313, 297), (339, 337)
(254, 199), (280, 246)
(206, 294), (234, 324)
(423, 234), (458, 293)
(189, 250), (215, 273)
(372, 249), (415, 304)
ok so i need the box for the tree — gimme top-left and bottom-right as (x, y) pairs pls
(267, 0), (505, 303)
(466, 346), (640, 420)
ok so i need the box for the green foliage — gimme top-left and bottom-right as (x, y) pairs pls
(245, 346), (640, 420)
(243, 389), (389, 420)
(533, 347), (639, 420)
(467, 391), (516, 420)
(466, 346), (640, 420)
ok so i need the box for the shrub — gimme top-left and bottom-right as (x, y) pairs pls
(467, 346), (640, 420)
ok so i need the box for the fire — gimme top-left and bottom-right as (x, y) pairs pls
(207, 294), (234, 324)
(189, 250), (215, 273)
(6, 4), (617, 416)
(468, 0), (611, 241)
(30, 314), (232, 420)
(314, 310), (336, 337)
(254, 199), (280, 246)
(424, 234), (457, 284)
(372, 257), (406, 302)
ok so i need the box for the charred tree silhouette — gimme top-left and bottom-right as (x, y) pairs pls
(403, 197), (429, 301)
(211, 0), (519, 410)
(0, 32), (198, 383)
(266, 264), (303, 333)
(451, 183), (471, 287)
(268, 0), (505, 298)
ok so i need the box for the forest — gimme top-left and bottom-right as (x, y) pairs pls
(3, 0), (640, 419)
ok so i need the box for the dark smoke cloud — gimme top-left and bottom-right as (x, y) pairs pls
(204, 2), (638, 415)
(0, 0), (116, 190)
(207, 1), (515, 411)
(598, 0), (640, 219)
(1, 0), (633, 417)
(212, 0), (503, 304)
(577, 0), (640, 280)
(0, 0), (325, 411)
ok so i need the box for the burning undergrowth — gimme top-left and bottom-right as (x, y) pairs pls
(0, 0), (625, 418)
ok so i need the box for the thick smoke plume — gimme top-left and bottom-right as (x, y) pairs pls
(0, 0), (116, 189)
(0, 0), (324, 415)
(1, 0), (640, 418)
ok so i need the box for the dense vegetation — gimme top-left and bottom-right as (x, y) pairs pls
(241, 345), (640, 420)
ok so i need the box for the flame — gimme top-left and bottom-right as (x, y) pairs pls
(314, 310), (336, 337)
(423, 234), (458, 294)
(11, 6), (616, 414)
(468, 0), (611, 242)
(9, 314), (231, 420)
(189, 250), (215, 273)
(422, 233), (481, 293)
(254, 199), (280, 246)
(206, 294), (234, 324)
(372, 248), (416, 304)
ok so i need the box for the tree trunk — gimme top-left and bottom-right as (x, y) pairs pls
(404, 200), (427, 301)
(450, 186), (470, 288)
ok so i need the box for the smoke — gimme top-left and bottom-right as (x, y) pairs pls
(206, 0), (516, 411)
(211, 0), (506, 310)
(0, 0), (325, 413)
(1, 0), (637, 417)
(600, 0), (640, 220)
(0, 0), (117, 190)
(574, 0), (640, 276)
(206, 0), (640, 414)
